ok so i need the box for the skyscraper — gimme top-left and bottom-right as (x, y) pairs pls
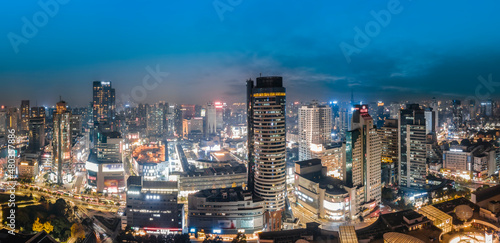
(398, 104), (427, 188)
(53, 100), (71, 184)
(146, 103), (164, 137)
(247, 76), (287, 213)
(205, 102), (217, 135)
(0, 106), (7, 136)
(298, 101), (332, 161)
(344, 105), (381, 213)
(28, 107), (46, 152)
(378, 119), (398, 185)
(20, 100), (30, 133)
(92, 81), (115, 132)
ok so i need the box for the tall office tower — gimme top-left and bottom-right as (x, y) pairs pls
(430, 97), (439, 128)
(137, 103), (147, 127)
(0, 106), (7, 136)
(398, 104), (427, 188)
(7, 107), (19, 131)
(28, 107), (46, 152)
(215, 102), (224, 130)
(468, 99), (476, 119)
(247, 77), (287, 214)
(181, 104), (196, 119)
(70, 114), (83, 141)
(205, 102), (217, 135)
(378, 119), (398, 186)
(338, 107), (349, 137)
(481, 99), (493, 117)
(298, 101), (332, 161)
(92, 81), (116, 132)
(344, 105), (382, 211)
(424, 108), (437, 135)
(452, 100), (463, 129)
(146, 104), (164, 137)
(53, 100), (72, 184)
(20, 100), (30, 134)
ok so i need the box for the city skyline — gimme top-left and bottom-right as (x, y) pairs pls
(2, 1), (500, 106)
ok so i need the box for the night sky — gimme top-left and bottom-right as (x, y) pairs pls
(1, 1), (500, 107)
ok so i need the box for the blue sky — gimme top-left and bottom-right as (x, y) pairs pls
(1, 0), (499, 107)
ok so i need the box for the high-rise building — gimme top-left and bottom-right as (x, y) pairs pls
(92, 81), (115, 132)
(298, 101), (332, 161)
(344, 105), (381, 213)
(182, 117), (203, 140)
(205, 102), (217, 135)
(181, 104), (196, 119)
(20, 100), (30, 134)
(378, 119), (398, 185)
(398, 104), (427, 188)
(0, 106), (8, 136)
(53, 100), (71, 184)
(8, 107), (18, 131)
(481, 99), (493, 117)
(247, 76), (287, 214)
(70, 114), (83, 141)
(146, 103), (164, 137)
(28, 107), (46, 152)
(215, 102), (224, 130)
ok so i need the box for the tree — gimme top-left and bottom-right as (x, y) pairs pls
(231, 233), (247, 243)
(43, 221), (54, 234)
(71, 223), (86, 240)
(33, 218), (44, 232)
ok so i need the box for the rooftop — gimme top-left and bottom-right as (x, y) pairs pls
(473, 184), (500, 204)
(295, 158), (322, 167)
(301, 171), (347, 195)
(192, 186), (263, 203)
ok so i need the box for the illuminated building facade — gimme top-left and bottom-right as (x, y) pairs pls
(344, 105), (381, 218)
(399, 104), (427, 188)
(310, 143), (345, 179)
(188, 187), (264, 235)
(147, 103), (164, 137)
(18, 160), (38, 179)
(182, 117), (204, 139)
(247, 76), (287, 212)
(294, 159), (352, 221)
(28, 107), (46, 152)
(131, 144), (167, 180)
(53, 100), (71, 184)
(126, 176), (183, 234)
(20, 100), (30, 134)
(0, 106), (7, 136)
(378, 119), (398, 185)
(86, 152), (125, 193)
(92, 81), (115, 139)
(205, 102), (217, 135)
(298, 102), (332, 161)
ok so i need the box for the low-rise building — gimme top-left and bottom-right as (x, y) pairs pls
(188, 187), (264, 237)
(86, 153), (125, 193)
(126, 176), (183, 235)
(294, 159), (353, 221)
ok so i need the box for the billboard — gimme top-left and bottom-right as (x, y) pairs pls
(217, 220), (236, 229)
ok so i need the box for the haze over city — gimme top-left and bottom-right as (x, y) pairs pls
(2, 1), (500, 106)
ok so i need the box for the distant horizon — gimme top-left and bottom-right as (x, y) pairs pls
(2, 1), (500, 106)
